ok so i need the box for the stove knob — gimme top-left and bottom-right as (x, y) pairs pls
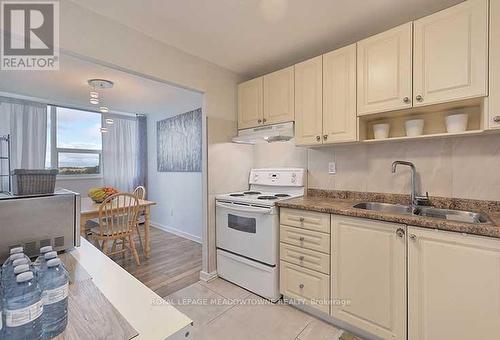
(291, 178), (296, 184)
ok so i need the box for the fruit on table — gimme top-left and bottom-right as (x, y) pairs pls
(88, 187), (119, 202)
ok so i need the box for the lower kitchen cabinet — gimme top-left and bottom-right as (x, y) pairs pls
(408, 226), (500, 340)
(331, 215), (407, 340)
(280, 260), (330, 314)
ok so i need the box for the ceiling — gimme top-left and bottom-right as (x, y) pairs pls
(0, 53), (203, 117)
(72, 0), (464, 78)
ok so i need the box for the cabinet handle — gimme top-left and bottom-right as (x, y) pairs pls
(409, 234), (417, 241)
(403, 96), (411, 104)
(258, 119), (262, 123)
(263, 118), (267, 123)
(493, 116), (500, 123)
(299, 236), (305, 242)
(299, 283), (304, 289)
(299, 217), (305, 222)
(323, 134), (328, 140)
(316, 135), (321, 142)
(396, 228), (405, 238)
(415, 95), (423, 102)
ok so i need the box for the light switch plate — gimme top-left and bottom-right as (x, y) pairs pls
(328, 162), (336, 174)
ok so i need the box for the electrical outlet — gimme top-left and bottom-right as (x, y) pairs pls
(328, 162), (336, 174)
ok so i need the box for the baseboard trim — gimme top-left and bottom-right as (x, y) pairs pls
(151, 222), (202, 244)
(199, 271), (218, 282)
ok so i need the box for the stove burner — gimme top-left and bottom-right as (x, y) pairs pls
(244, 191), (261, 195)
(258, 195), (278, 200)
(274, 194), (290, 198)
(229, 193), (244, 197)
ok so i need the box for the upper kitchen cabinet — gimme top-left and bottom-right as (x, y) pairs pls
(489, 0), (500, 129)
(413, 0), (488, 107)
(357, 22), (413, 116)
(238, 77), (263, 129)
(295, 56), (323, 145)
(408, 227), (500, 340)
(323, 44), (357, 143)
(263, 66), (295, 125)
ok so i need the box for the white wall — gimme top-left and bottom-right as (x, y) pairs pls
(147, 101), (204, 243)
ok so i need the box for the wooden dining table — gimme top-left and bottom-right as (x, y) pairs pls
(80, 197), (157, 258)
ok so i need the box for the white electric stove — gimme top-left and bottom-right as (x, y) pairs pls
(215, 168), (306, 301)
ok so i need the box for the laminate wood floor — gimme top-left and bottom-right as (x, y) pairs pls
(87, 226), (202, 297)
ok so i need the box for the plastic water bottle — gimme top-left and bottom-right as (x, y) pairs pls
(3, 264), (31, 296)
(1, 285), (4, 338)
(1, 254), (26, 288)
(34, 247), (53, 268)
(39, 258), (68, 338)
(43, 251), (57, 263)
(3, 271), (43, 340)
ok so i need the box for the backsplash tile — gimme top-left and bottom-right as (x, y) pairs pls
(251, 133), (500, 201)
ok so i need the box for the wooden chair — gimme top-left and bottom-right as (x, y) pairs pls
(133, 186), (146, 200)
(132, 186), (146, 254)
(91, 193), (141, 265)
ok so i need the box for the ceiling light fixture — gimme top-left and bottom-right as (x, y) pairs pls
(88, 78), (114, 108)
(100, 127), (109, 133)
(105, 118), (114, 125)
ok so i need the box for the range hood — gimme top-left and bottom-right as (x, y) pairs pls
(232, 122), (294, 144)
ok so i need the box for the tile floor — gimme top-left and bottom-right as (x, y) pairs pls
(165, 278), (361, 340)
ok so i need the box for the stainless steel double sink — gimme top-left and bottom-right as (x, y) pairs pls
(353, 202), (491, 224)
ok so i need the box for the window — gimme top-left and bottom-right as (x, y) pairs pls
(47, 106), (102, 176)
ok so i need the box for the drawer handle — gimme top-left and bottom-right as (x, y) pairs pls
(299, 256), (305, 261)
(299, 283), (304, 289)
(299, 217), (305, 222)
(299, 236), (305, 242)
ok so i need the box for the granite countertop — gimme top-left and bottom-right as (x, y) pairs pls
(276, 190), (500, 239)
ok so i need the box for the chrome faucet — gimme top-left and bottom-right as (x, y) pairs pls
(391, 161), (429, 208)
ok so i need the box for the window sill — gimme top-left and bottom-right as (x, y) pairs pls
(56, 175), (103, 181)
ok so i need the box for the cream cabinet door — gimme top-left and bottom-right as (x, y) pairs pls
(294, 56), (323, 145)
(263, 66), (294, 125)
(357, 22), (413, 115)
(413, 0), (488, 107)
(408, 227), (500, 340)
(323, 44), (357, 143)
(331, 216), (406, 340)
(238, 77), (263, 129)
(489, 0), (500, 129)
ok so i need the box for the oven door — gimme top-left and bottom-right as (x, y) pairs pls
(216, 200), (278, 266)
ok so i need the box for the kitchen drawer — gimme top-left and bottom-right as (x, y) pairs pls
(280, 225), (330, 254)
(280, 243), (330, 274)
(280, 208), (330, 233)
(280, 260), (330, 314)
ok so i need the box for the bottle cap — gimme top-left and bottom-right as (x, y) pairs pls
(44, 251), (58, 260)
(47, 258), (61, 268)
(14, 264), (30, 274)
(12, 258), (29, 267)
(16, 271), (34, 283)
(10, 253), (24, 261)
(40, 246), (53, 254)
(10, 247), (23, 255)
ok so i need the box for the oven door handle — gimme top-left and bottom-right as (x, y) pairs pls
(216, 201), (274, 214)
